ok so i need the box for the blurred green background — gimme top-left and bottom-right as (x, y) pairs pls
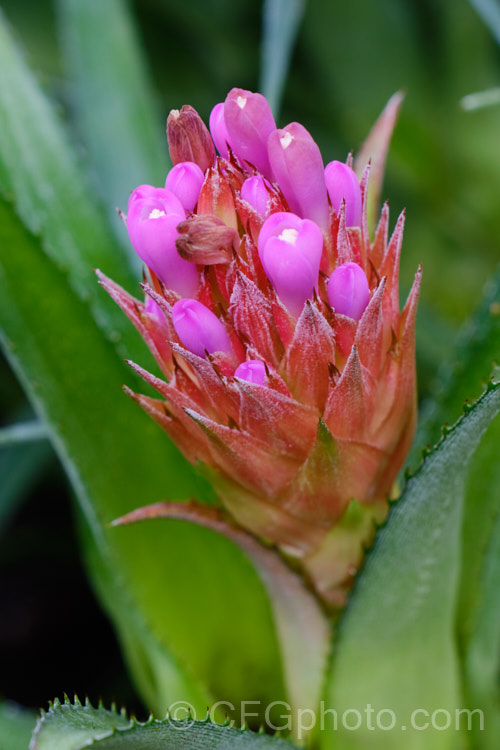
(1, 0), (499, 714)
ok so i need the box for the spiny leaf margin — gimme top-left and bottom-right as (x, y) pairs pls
(30, 696), (297, 750)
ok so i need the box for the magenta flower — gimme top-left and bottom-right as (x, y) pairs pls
(327, 261), (370, 320)
(223, 87), (276, 179)
(267, 122), (330, 230)
(172, 298), (232, 358)
(165, 161), (205, 212)
(240, 175), (272, 218)
(258, 213), (323, 316)
(209, 102), (232, 160)
(325, 160), (362, 228)
(234, 359), (267, 385)
(126, 186), (198, 296)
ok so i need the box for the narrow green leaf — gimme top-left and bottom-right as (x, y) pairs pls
(259, 0), (306, 116)
(0, 11), (143, 358)
(0, 439), (52, 534)
(464, 509), (500, 749)
(411, 268), (500, 668)
(468, 0), (500, 46)
(0, 420), (48, 446)
(30, 699), (296, 750)
(322, 383), (500, 750)
(460, 87), (500, 111)
(0, 702), (36, 750)
(0, 198), (287, 717)
(56, 0), (167, 252)
(414, 267), (500, 456)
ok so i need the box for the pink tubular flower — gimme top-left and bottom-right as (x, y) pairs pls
(172, 299), (232, 358)
(267, 122), (330, 231)
(327, 262), (370, 320)
(234, 359), (267, 385)
(165, 161), (205, 212)
(100, 89), (420, 607)
(126, 186), (198, 297)
(209, 102), (232, 160)
(258, 213), (324, 316)
(325, 160), (362, 228)
(240, 175), (271, 218)
(223, 88), (276, 179)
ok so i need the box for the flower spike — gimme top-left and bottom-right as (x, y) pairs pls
(105, 88), (415, 607)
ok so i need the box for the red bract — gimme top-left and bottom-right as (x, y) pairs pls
(99, 88), (419, 607)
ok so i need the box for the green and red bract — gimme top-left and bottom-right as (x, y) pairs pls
(98, 88), (420, 607)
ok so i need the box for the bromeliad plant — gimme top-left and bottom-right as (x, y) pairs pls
(0, 4), (499, 750)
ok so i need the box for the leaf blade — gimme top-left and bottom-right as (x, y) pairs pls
(0, 10), (142, 357)
(322, 383), (500, 750)
(30, 700), (297, 750)
(56, 0), (167, 251)
(259, 0), (306, 116)
(0, 198), (288, 717)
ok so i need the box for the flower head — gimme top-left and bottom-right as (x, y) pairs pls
(100, 88), (420, 606)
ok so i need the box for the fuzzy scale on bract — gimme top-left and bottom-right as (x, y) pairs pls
(98, 88), (420, 607)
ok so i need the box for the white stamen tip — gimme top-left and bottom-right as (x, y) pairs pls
(279, 228), (299, 245)
(149, 208), (166, 220)
(280, 131), (294, 149)
(236, 96), (247, 110)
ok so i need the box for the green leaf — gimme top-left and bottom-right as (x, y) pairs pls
(0, 198), (287, 717)
(463, 508), (500, 750)
(0, 10), (144, 359)
(0, 438), (52, 534)
(30, 699), (296, 750)
(259, 0), (306, 117)
(111, 499), (330, 730)
(0, 420), (48, 446)
(0, 702), (37, 750)
(411, 268), (500, 676)
(468, 0), (500, 46)
(322, 383), (500, 750)
(56, 0), (167, 253)
(414, 267), (500, 455)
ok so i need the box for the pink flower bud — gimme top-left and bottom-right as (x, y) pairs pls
(129, 185), (159, 201)
(172, 299), (231, 358)
(167, 105), (215, 173)
(209, 103), (232, 160)
(267, 122), (329, 231)
(223, 88), (276, 179)
(258, 213), (324, 316)
(165, 161), (205, 212)
(126, 188), (198, 297)
(327, 262), (370, 320)
(324, 161), (362, 228)
(241, 175), (271, 218)
(145, 295), (166, 326)
(234, 359), (267, 385)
